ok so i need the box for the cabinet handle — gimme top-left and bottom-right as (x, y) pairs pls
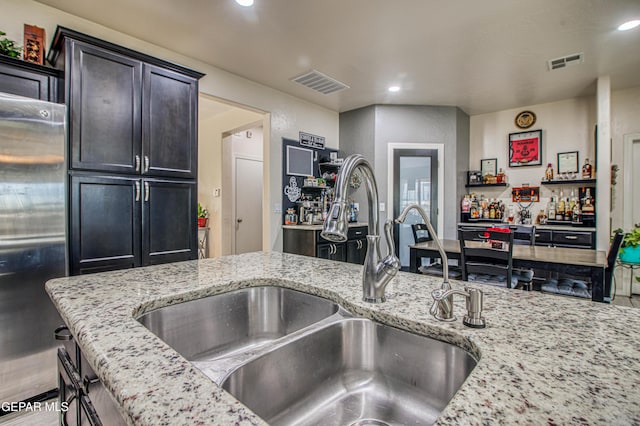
(144, 181), (149, 202)
(564, 235), (579, 240)
(534, 233), (541, 238)
(135, 181), (140, 201)
(82, 375), (100, 394)
(54, 325), (73, 341)
(144, 155), (150, 173)
(135, 155), (140, 172)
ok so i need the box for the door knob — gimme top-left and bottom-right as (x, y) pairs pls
(237, 218), (243, 223)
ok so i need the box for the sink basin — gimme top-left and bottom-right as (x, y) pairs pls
(222, 318), (477, 426)
(137, 286), (339, 361)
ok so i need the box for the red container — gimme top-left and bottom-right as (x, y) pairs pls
(198, 218), (208, 228)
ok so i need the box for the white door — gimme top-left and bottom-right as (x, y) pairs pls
(234, 156), (263, 254)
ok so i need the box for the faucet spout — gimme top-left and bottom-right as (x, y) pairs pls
(321, 154), (399, 303)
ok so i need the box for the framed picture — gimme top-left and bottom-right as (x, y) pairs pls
(480, 158), (497, 177)
(557, 151), (579, 174)
(509, 129), (542, 167)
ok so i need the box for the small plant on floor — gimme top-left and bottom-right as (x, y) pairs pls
(0, 31), (22, 58)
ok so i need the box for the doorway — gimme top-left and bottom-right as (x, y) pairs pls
(234, 155), (263, 254)
(222, 124), (264, 255)
(388, 144), (443, 268)
(623, 133), (640, 294)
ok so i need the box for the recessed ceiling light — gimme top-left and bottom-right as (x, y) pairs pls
(388, 86), (400, 92)
(617, 20), (640, 31)
(235, 0), (254, 6)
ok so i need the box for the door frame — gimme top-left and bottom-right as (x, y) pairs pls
(623, 132), (640, 295)
(231, 153), (263, 254)
(387, 143), (444, 237)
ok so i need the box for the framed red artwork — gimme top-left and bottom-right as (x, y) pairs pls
(509, 129), (542, 167)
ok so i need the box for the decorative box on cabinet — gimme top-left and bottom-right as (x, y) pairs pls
(0, 54), (61, 101)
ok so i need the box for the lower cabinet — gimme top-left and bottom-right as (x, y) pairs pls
(56, 326), (126, 425)
(70, 174), (197, 274)
(317, 242), (346, 262)
(283, 225), (368, 265)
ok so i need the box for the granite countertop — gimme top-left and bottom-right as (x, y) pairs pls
(46, 252), (640, 425)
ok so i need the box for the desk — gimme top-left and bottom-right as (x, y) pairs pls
(410, 240), (609, 302)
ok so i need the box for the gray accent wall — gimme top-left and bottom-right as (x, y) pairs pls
(339, 104), (470, 239)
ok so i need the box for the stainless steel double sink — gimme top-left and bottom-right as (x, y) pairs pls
(137, 286), (477, 426)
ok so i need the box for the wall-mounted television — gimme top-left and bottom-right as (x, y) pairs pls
(286, 145), (314, 176)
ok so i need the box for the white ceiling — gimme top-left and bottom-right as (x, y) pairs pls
(37, 0), (640, 115)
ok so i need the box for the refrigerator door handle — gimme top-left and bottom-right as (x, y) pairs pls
(135, 181), (140, 202)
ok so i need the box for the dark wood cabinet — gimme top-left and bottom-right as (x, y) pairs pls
(69, 40), (142, 174)
(66, 40), (199, 178)
(50, 27), (204, 275)
(0, 55), (60, 102)
(283, 225), (368, 264)
(143, 179), (197, 265)
(70, 174), (197, 274)
(143, 64), (198, 178)
(317, 242), (346, 262)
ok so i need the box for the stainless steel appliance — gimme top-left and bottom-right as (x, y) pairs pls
(0, 93), (66, 404)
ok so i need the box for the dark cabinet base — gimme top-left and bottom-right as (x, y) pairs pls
(283, 226), (368, 265)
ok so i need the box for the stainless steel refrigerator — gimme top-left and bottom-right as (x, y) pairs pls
(0, 92), (66, 404)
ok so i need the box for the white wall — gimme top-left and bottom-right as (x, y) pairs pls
(611, 86), (640, 230)
(2, 0), (339, 253)
(470, 97), (597, 212)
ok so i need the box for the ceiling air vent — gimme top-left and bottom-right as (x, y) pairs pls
(290, 70), (350, 95)
(548, 53), (584, 70)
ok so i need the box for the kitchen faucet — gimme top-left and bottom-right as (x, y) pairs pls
(321, 154), (400, 303)
(396, 203), (485, 328)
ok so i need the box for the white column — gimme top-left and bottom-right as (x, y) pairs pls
(596, 76), (611, 251)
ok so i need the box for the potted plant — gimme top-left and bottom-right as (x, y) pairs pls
(616, 223), (640, 264)
(197, 203), (208, 228)
(0, 31), (22, 58)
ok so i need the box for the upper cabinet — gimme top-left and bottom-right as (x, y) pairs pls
(49, 27), (203, 178)
(0, 55), (61, 102)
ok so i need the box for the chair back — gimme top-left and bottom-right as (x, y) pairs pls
(458, 228), (514, 286)
(511, 225), (536, 246)
(604, 232), (625, 297)
(411, 223), (433, 243)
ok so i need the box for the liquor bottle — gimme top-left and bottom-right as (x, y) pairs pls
(582, 188), (595, 213)
(548, 194), (556, 221)
(582, 159), (593, 179)
(557, 190), (565, 219)
(545, 163), (554, 181)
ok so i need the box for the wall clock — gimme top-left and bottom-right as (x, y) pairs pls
(515, 110), (536, 129)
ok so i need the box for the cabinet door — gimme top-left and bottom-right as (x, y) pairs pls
(142, 65), (198, 178)
(70, 175), (141, 274)
(70, 41), (142, 174)
(346, 238), (367, 264)
(142, 179), (197, 265)
(317, 243), (346, 262)
(0, 61), (54, 101)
